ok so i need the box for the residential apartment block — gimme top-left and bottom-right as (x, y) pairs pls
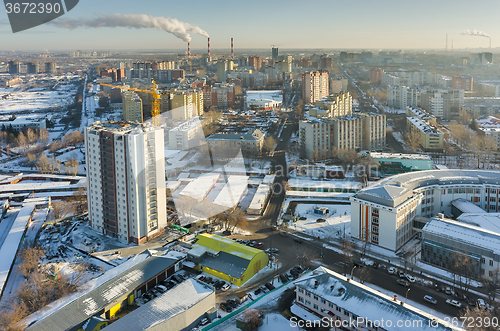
(85, 121), (167, 244)
(122, 91), (143, 123)
(406, 116), (444, 151)
(452, 75), (473, 91)
(170, 89), (204, 121)
(302, 71), (329, 104)
(310, 92), (352, 118)
(299, 113), (386, 161)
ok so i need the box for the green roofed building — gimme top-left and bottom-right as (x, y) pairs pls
(187, 233), (269, 286)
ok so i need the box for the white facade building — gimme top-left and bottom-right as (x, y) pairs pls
(85, 121), (167, 244)
(168, 116), (206, 151)
(351, 170), (500, 251)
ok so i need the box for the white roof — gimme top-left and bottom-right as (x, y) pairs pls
(179, 173), (220, 201)
(407, 116), (443, 135)
(213, 175), (249, 208)
(423, 218), (500, 255)
(370, 152), (431, 161)
(248, 184), (271, 211)
(288, 178), (362, 190)
(246, 90), (283, 103)
(456, 212), (500, 233)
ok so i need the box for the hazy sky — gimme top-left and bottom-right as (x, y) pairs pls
(0, 0), (499, 51)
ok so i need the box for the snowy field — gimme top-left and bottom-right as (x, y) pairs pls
(286, 203), (351, 240)
(0, 82), (80, 114)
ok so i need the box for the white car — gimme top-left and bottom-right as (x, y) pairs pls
(477, 298), (486, 308)
(446, 299), (462, 308)
(423, 295), (437, 305)
(388, 267), (396, 275)
(221, 283), (231, 292)
(406, 274), (416, 283)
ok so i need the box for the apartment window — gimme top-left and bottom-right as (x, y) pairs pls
(305, 300), (311, 307)
(298, 296), (304, 303)
(328, 302), (333, 308)
(336, 306), (341, 312)
(489, 271), (494, 277)
(490, 260), (494, 266)
(321, 299), (326, 304)
(305, 291), (311, 297)
(481, 258), (485, 264)
(298, 288), (304, 293)
(344, 310), (350, 316)
(313, 304), (319, 310)
(313, 295), (318, 301)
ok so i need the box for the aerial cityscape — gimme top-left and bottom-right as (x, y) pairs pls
(0, 1), (500, 330)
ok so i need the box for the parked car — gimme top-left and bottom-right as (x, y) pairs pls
(265, 248), (279, 254)
(316, 218), (326, 222)
(406, 274), (416, 283)
(236, 239), (243, 243)
(249, 241), (257, 247)
(398, 271), (406, 278)
(279, 231), (288, 236)
(423, 295), (438, 305)
(204, 277), (213, 284)
(294, 237), (303, 243)
(280, 274), (288, 283)
(477, 298), (486, 308)
(446, 299), (462, 308)
(219, 303), (229, 312)
(466, 296), (476, 306)
(226, 299), (238, 308)
(265, 283), (275, 291)
(260, 286), (268, 293)
(388, 267), (397, 275)
(199, 318), (210, 326)
(445, 287), (452, 295)
(299, 216), (307, 220)
(242, 239), (250, 245)
(397, 279), (410, 287)
(156, 285), (168, 293)
(434, 283), (444, 292)
(214, 280), (223, 290)
(254, 287), (262, 295)
(196, 275), (205, 282)
(221, 282), (231, 292)
(253, 242), (264, 249)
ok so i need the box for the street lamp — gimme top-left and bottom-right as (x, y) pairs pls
(406, 288), (411, 303)
(351, 266), (357, 280)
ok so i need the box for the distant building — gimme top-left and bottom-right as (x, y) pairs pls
(45, 62), (56, 74)
(475, 115), (500, 150)
(293, 267), (463, 331)
(217, 59), (229, 83)
(299, 113), (386, 160)
(272, 47), (279, 62)
(302, 70), (329, 104)
(369, 68), (384, 82)
(452, 76), (473, 91)
(85, 121), (167, 244)
(246, 90), (283, 111)
(170, 89), (204, 121)
(311, 91), (352, 117)
(26, 62), (39, 74)
(168, 116), (206, 150)
(330, 78), (348, 94)
(206, 129), (265, 157)
(0, 117), (46, 130)
(460, 97), (500, 117)
(369, 152), (433, 175)
(209, 83), (235, 109)
(187, 233), (269, 286)
(8, 61), (21, 74)
(122, 91), (143, 123)
(248, 56), (262, 71)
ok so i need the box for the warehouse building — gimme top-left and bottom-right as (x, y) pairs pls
(187, 233), (269, 286)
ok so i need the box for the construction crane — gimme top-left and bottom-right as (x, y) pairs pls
(99, 79), (161, 126)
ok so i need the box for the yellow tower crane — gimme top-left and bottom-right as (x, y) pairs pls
(100, 79), (161, 126)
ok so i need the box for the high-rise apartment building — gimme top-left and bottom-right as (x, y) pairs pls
(302, 71), (329, 104)
(248, 56), (262, 71)
(8, 61), (21, 74)
(45, 62), (57, 74)
(370, 68), (384, 82)
(313, 92), (352, 117)
(170, 89), (204, 121)
(27, 62), (39, 74)
(122, 91), (143, 123)
(209, 83), (235, 109)
(217, 60), (228, 83)
(85, 121), (167, 244)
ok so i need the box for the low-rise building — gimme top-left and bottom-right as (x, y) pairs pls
(168, 116), (207, 150)
(246, 90), (283, 111)
(206, 129), (265, 157)
(406, 116), (444, 151)
(0, 116), (46, 130)
(369, 152), (433, 174)
(292, 267), (462, 331)
(187, 233), (269, 286)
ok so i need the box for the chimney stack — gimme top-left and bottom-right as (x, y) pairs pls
(208, 38), (211, 62)
(231, 37), (234, 59)
(188, 42), (191, 59)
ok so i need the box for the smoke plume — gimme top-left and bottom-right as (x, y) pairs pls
(461, 29), (490, 38)
(51, 13), (209, 42)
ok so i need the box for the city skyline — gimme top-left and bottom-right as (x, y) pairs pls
(0, 0), (499, 51)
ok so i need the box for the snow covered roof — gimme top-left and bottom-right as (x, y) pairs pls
(370, 152), (431, 161)
(456, 212), (500, 233)
(296, 267), (463, 331)
(25, 255), (181, 331)
(476, 115), (500, 128)
(451, 199), (485, 214)
(102, 278), (214, 331)
(423, 218), (500, 255)
(213, 175), (249, 208)
(179, 173), (220, 201)
(356, 185), (411, 208)
(288, 178), (362, 190)
(246, 90), (283, 103)
(248, 184), (271, 211)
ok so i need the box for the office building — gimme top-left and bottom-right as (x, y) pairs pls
(85, 121), (167, 244)
(351, 169), (500, 251)
(272, 47), (279, 62)
(302, 71), (329, 104)
(122, 91), (143, 123)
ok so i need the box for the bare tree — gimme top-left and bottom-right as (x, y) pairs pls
(16, 132), (28, 151)
(481, 267), (500, 305)
(341, 237), (353, 277)
(238, 309), (264, 331)
(51, 201), (74, 220)
(17, 246), (45, 279)
(71, 186), (87, 215)
(358, 266), (371, 284)
(462, 305), (499, 331)
(64, 157), (80, 176)
(262, 136), (276, 155)
(404, 130), (421, 152)
(26, 128), (37, 145)
(36, 154), (50, 174)
(39, 129), (50, 145)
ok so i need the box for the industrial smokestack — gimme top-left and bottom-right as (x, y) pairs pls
(208, 37), (211, 61)
(188, 42), (190, 59)
(231, 37), (234, 59)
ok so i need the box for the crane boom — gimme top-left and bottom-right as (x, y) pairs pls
(99, 79), (160, 126)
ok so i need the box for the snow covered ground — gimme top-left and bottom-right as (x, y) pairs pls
(285, 203), (352, 240)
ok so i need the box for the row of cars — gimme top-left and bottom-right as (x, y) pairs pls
(140, 273), (189, 303)
(196, 275), (231, 291)
(235, 239), (264, 249)
(389, 267), (416, 287)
